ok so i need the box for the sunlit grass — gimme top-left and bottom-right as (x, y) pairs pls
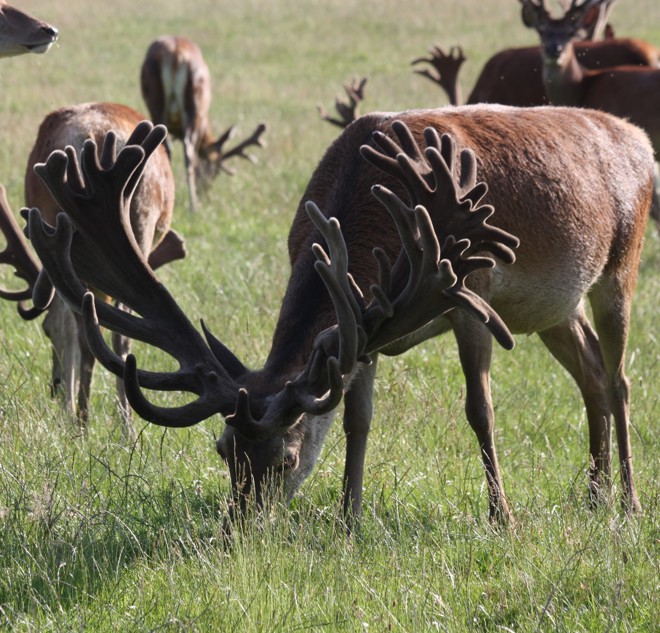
(0, 0), (658, 630)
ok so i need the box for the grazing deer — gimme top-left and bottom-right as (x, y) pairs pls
(0, 102), (186, 437)
(521, 0), (660, 227)
(0, 1), (57, 57)
(413, 1), (658, 107)
(27, 105), (652, 531)
(140, 35), (267, 213)
(318, 77), (369, 129)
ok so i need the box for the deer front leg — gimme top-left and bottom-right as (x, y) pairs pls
(43, 297), (83, 425)
(341, 356), (378, 533)
(453, 316), (512, 524)
(76, 316), (95, 426)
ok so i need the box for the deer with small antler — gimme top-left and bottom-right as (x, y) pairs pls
(413, 0), (659, 108)
(0, 102), (186, 437)
(0, 1), (58, 58)
(26, 102), (652, 530)
(140, 36), (267, 213)
(520, 0), (660, 226)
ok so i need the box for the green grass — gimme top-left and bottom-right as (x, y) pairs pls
(0, 0), (659, 630)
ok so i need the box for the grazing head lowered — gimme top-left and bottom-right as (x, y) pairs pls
(27, 105), (652, 531)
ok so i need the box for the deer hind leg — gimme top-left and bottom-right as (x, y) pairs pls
(111, 301), (137, 442)
(75, 312), (95, 426)
(650, 163), (660, 234)
(341, 357), (378, 532)
(537, 305), (613, 507)
(452, 317), (511, 524)
(43, 298), (83, 425)
(588, 277), (641, 514)
(182, 134), (198, 213)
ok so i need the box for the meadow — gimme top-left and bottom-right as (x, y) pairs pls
(0, 0), (658, 630)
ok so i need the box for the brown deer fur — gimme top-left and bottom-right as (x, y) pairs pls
(28, 106), (653, 527)
(24, 102), (177, 435)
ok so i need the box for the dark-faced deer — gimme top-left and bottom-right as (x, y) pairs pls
(0, 1), (57, 57)
(413, 0), (658, 108)
(140, 35), (267, 213)
(521, 0), (660, 227)
(0, 102), (186, 437)
(27, 105), (652, 531)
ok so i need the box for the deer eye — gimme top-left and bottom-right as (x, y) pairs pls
(281, 450), (299, 472)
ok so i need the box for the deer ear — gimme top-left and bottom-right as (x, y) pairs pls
(520, 1), (541, 28)
(520, 5), (535, 28)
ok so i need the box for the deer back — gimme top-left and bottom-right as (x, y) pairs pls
(575, 69), (660, 153)
(467, 39), (660, 106)
(24, 102), (175, 255)
(281, 106), (652, 360)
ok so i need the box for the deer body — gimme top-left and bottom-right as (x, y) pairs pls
(521, 0), (660, 227)
(0, 1), (57, 57)
(467, 38), (660, 106)
(140, 36), (266, 212)
(247, 106), (651, 519)
(22, 102), (180, 433)
(27, 106), (652, 527)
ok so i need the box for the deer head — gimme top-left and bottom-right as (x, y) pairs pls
(520, 0), (604, 64)
(0, 1), (58, 58)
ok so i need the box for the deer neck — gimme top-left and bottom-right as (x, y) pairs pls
(542, 43), (586, 107)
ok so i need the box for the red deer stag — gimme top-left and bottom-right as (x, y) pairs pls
(0, 1), (57, 57)
(140, 35), (267, 213)
(0, 103), (186, 438)
(27, 105), (652, 530)
(413, 0), (659, 107)
(521, 0), (660, 227)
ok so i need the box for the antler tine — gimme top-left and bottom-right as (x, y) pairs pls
(27, 123), (245, 427)
(214, 122), (268, 175)
(363, 121), (519, 263)
(226, 201), (368, 439)
(0, 184), (45, 316)
(411, 45), (465, 106)
(318, 77), (369, 129)
(357, 121), (519, 352)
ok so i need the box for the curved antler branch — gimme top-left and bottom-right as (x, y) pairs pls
(357, 121), (519, 351)
(411, 45), (465, 105)
(27, 122), (244, 427)
(0, 184), (47, 319)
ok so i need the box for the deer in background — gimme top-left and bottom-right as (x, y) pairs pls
(0, 102), (186, 438)
(0, 1), (57, 57)
(27, 104), (652, 531)
(413, 0), (659, 107)
(521, 0), (660, 227)
(140, 35), (267, 213)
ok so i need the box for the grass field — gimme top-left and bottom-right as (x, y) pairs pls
(0, 0), (658, 630)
